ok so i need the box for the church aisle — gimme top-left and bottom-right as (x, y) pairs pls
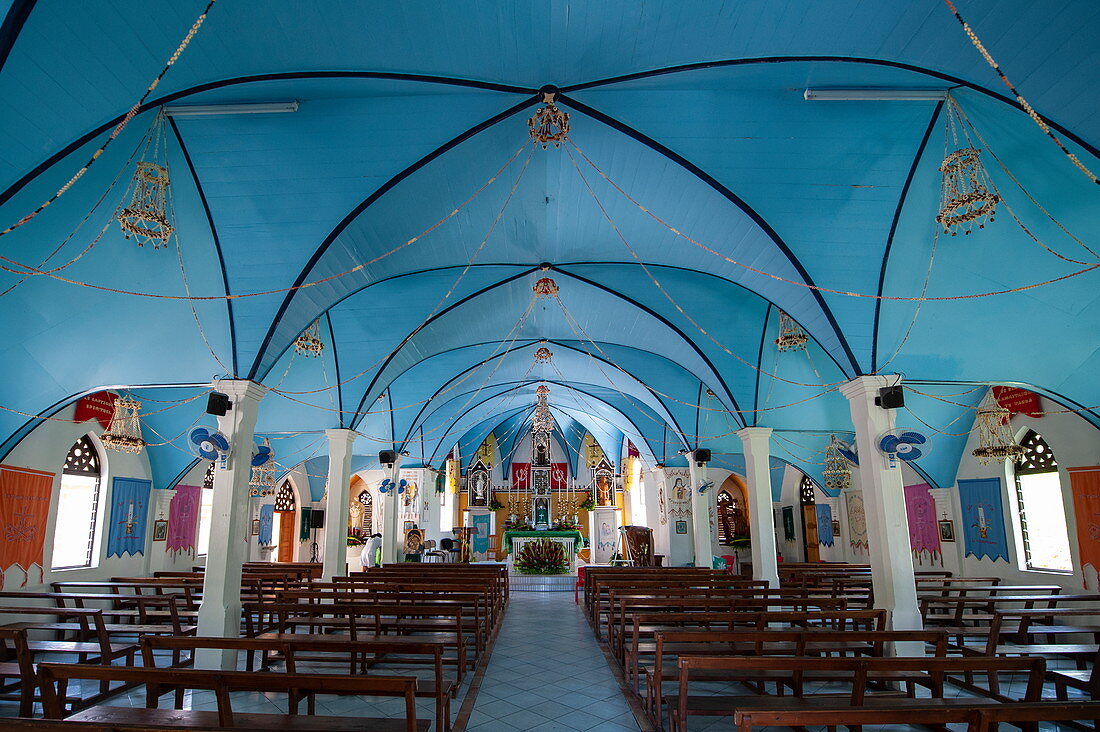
(463, 591), (640, 732)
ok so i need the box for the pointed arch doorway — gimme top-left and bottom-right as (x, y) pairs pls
(273, 481), (297, 563)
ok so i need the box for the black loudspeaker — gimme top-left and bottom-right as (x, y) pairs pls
(205, 392), (232, 416)
(310, 510), (325, 529)
(379, 450), (397, 465)
(694, 448), (711, 463)
(875, 385), (905, 409)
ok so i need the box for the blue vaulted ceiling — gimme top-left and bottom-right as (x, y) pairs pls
(0, 1), (1097, 493)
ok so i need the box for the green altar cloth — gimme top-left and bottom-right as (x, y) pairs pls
(502, 530), (585, 554)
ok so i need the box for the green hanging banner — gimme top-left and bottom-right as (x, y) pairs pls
(300, 507), (313, 541)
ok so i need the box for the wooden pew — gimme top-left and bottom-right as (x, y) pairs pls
(642, 629), (948, 722)
(665, 655), (1044, 732)
(140, 635), (454, 732)
(732, 701), (1100, 732)
(37, 663), (427, 732)
(258, 602), (470, 682)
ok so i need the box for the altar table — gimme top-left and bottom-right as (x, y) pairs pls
(502, 530), (584, 574)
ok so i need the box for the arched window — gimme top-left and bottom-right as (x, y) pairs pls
(52, 436), (103, 569)
(357, 490), (373, 532)
(716, 490), (747, 546)
(274, 481), (296, 512)
(799, 475), (816, 506)
(1013, 430), (1072, 572)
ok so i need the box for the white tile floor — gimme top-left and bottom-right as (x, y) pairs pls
(465, 591), (639, 731)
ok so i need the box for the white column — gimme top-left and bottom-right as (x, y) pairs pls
(322, 429), (356, 580)
(196, 379), (267, 669)
(738, 427), (780, 588)
(382, 454), (405, 564)
(841, 375), (923, 636)
(688, 454), (713, 567)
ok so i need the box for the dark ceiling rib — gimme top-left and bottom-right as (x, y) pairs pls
(559, 56), (1098, 158)
(555, 94), (863, 378)
(554, 261), (850, 375)
(256, 263), (530, 381)
(0, 0), (35, 75)
(403, 371), (685, 455)
(167, 117), (238, 376)
(246, 95), (541, 379)
(870, 101), (944, 372)
(347, 268), (541, 425)
(552, 266), (745, 423)
(420, 380), (667, 464)
(388, 338), (690, 446)
(751, 303), (774, 424)
(0, 71), (535, 208)
(324, 311), (345, 425)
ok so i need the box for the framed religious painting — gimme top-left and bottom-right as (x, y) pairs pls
(152, 520), (168, 542)
(938, 519), (956, 542)
(831, 519), (841, 536)
(674, 520), (688, 535)
(251, 519), (260, 536)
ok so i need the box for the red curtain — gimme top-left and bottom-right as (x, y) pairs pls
(1069, 466), (1100, 587)
(0, 465), (55, 588)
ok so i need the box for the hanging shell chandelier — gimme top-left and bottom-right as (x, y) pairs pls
(775, 311), (808, 352)
(971, 406), (1025, 464)
(100, 397), (146, 453)
(118, 161), (175, 248)
(822, 435), (851, 492)
(936, 147), (999, 236)
(533, 277), (559, 299)
(534, 346), (553, 364)
(293, 320), (325, 357)
(528, 92), (570, 149)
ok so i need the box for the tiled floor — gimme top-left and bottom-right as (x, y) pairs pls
(465, 591), (640, 732)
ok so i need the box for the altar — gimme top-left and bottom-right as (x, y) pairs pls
(502, 530), (584, 575)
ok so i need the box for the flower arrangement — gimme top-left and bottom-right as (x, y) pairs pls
(346, 534), (365, 547)
(578, 496), (596, 511)
(514, 538), (568, 575)
(552, 519), (580, 531)
(488, 497), (503, 510)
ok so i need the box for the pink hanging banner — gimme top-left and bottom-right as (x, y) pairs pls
(0, 465), (55, 588)
(167, 485), (202, 555)
(904, 483), (941, 565)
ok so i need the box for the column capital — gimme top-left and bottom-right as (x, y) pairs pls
(324, 428), (357, 447)
(839, 374), (901, 401)
(211, 379), (268, 402)
(736, 426), (773, 443)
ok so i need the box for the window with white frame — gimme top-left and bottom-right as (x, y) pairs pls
(51, 436), (103, 569)
(1013, 430), (1073, 572)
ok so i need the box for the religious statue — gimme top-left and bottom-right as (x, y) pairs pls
(597, 474), (613, 505)
(535, 440), (549, 466)
(472, 472), (487, 502)
(534, 497), (550, 528)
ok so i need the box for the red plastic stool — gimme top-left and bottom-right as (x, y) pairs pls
(574, 566), (586, 604)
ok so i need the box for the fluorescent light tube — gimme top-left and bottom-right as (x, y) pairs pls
(804, 89), (948, 101)
(164, 101), (300, 117)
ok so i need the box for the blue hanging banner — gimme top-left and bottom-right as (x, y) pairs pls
(471, 513), (491, 554)
(258, 504), (274, 546)
(106, 477), (151, 558)
(958, 478), (1009, 562)
(816, 503), (834, 547)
